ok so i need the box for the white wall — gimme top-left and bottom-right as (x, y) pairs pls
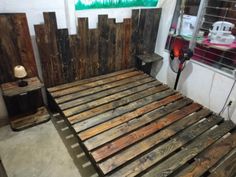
(152, 0), (236, 122)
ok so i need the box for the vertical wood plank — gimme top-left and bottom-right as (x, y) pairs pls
(78, 18), (89, 79)
(107, 19), (116, 73)
(115, 23), (123, 71)
(57, 29), (74, 82)
(123, 19), (132, 69)
(0, 14), (37, 83)
(88, 29), (99, 76)
(98, 15), (109, 74)
(131, 9), (140, 68)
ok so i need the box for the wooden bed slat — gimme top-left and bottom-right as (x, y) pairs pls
(208, 148), (236, 177)
(98, 109), (212, 174)
(48, 70), (236, 177)
(68, 86), (171, 124)
(52, 70), (143, 98)
(48, 68), (136, 92)
(74, 90), (178, 134)
(92, 103), (202, 163)
(175, 131), (236, 177)
(142, 120), (235, 177)
(63, 80), (162, 117)
(83, 98), (192, 151)
(59, 76), (153, 110)
(78, 94), (183, 140)
(110, 115), (223, 177)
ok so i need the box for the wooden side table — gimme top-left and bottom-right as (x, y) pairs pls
(1, 77), (50, 131)
(136, 53), (163, 75)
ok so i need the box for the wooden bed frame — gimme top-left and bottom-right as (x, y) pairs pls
(48, 68), (236, 177)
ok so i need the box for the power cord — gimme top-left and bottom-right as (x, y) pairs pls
(218, 79), (236, 118)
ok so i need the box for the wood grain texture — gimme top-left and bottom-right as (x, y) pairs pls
(78, 94), (183, 140)
(93, 103), (202, 163)
(111, 116), (223, 177)
(176, 131), (236, 177)
(209, 149), (236, 177)
(74, 88), (176, 133)
(0, 13), (37, 83)
(83, 98), (192, 151)
(98, 109), (212, 174)
(143, 120), (235, 177)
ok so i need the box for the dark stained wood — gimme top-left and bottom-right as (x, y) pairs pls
(137, 53), (163, 63)
(78, 17), (89, 79)
(209, 149), (236, 177)
(131, 10), (140, 67)
(68, 85), (170, 124)
(122, 19), (132, 69)
(137, 8), (162, 55)
(48, 70), (236, 177)
(88, 29), (99, 76)
(59, 75), (151, 110)
(0, 13), (37, 83)
(93, 103), (202, 163)
(107, 19), (116, 73)
(52, 70), (143, 98)
(98, 15), (109, 74)
(115, 23), (124, 71)
(83, 98), (192, 151)
(143, 121), (235, 177)
(98, 109), (212, 174)
(74, 89), (176, 133)
(57, 29), (74, 82)
(78, 94), (183, 140)
(176, 131), (236, 177)
(55, 71), (144, 103)
(48, 68), (135, 92)
(111, 116), (223, 177)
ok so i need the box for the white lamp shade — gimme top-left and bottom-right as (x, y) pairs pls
(14, 65), (27, 79)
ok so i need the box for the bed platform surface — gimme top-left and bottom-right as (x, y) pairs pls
(48, 68), (236, 177)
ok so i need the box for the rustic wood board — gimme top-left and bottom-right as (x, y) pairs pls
(48, 70), (236, 177)
(0, 13), (38, 84)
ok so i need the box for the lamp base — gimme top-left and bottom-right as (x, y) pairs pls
(18, 80), (28, 87)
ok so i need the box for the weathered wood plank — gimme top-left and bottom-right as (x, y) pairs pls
(48, 68), (135, 92)
(55, 71), (143, 103)
(88, 29), (99, 76)
(176, 131), (236, 177)
(209, 149), (236, 177)
(43, 12), (63, 86)
(57, 29), (74, 82)
(143, 121), (235, 177)
(115, 23), (124, 71)
(0, 14), (37, 83)
(111, 115), (223, 177)
(131, 9), (140, 67)
(52, 70), (143, 98)
(107, 19), (116, 73)
(73, 89), (177, 133)
(98, 15), (109, 74)
(78, 94), (183, 140)
(122, 19), (132, 69)
(64, 80), (162, 117)
(59, 75), (152, 110)
(98, 109), (212, 174)
(93, 103), (202, 163)
(78, 17), (89, 79)
(84, 98), (192, 151)
(68, 85), (169, 124)
(69, 35), (80, 81)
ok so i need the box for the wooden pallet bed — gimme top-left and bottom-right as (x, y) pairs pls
(48, 68), (236, 177)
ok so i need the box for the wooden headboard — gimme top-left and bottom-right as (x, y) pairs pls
(34, 8), (161, 88)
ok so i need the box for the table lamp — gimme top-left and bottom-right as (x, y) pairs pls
(14, 65), (28, 87)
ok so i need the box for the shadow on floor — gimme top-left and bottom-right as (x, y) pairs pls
(0, 160), (8, 177)
(51, 114), (98, 177)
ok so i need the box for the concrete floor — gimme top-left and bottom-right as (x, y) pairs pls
(0, 115), (98, 177)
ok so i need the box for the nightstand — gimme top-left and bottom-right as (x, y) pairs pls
(1, 77), (50, 131)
